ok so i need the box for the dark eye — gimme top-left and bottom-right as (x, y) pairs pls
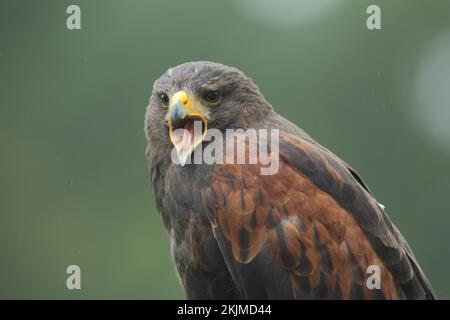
(160, 93), (169, 107)
(203, 91), (221, 104)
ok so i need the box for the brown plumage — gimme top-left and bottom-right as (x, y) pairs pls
(145, 61), (435, 299)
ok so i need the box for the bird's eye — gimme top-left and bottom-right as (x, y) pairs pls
(203, 91), (221, 104)
(160, 93), (169, 107)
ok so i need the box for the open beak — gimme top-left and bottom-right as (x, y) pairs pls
(167, 91), (208, 166)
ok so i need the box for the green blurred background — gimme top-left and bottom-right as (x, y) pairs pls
(1, 0), (449, 299)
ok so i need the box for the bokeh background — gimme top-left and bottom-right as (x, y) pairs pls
(1, 0), (449, 299)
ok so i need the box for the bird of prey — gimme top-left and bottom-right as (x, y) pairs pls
(145, 61), (435, 300)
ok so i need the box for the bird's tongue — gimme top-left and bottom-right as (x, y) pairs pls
(171, 119), (205, 166)
(172, 122), (195, 159)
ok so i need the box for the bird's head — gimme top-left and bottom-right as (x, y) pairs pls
(145, 61), (271, 165)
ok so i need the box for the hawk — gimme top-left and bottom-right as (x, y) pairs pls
(145, 61), (435, 299)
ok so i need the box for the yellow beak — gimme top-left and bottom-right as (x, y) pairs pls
(167, 91), (208, 166)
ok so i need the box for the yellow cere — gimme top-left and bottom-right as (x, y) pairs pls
(170, 91), (191, 109)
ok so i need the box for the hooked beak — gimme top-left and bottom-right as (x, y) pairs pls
(167, 91), (208, 166)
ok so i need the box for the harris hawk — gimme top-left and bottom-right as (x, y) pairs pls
(145, 61), (435, 300)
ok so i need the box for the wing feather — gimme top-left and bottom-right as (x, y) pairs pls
(201, 133), (435, 299)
